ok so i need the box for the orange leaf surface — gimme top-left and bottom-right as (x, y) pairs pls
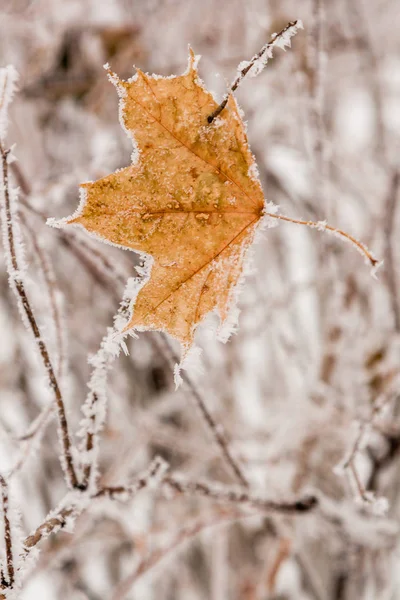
(59, 50), (268, 351)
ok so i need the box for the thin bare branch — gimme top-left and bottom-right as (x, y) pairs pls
(21, 213), (66, 378)
(0, 144), (78, 489)
(24, 457), (167, 550)
(155, 335), (249, 487)
(208, 20), (303, 123)
(164, 474), (318, 513)
(0, 475), (14, 589)
(383, 170), (400, 331)
(95, 456), (168, 499)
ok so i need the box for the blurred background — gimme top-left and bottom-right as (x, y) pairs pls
(0, 0), (400, 598)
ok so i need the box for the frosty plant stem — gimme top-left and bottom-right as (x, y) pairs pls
(206, 20), (380, 270)
(264, 211), (380, 269)
(208, 20), (303, 123)
(163, 474), (318, 513)
(0, 143), (78, 489)
(186, 377), (249, 487)
(78, 288), (133, 491)
(0, 475), (14, 589)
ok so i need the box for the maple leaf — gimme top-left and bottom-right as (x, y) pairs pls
(57, 50), (268, 351)
(50, 42), (380, 355)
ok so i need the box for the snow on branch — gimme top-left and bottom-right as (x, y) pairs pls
(0, 141), (78, 489)
(0, 66), (18, 142)
(77, 277), (139, 491)
(24, 457), (167, 550)
(95, 456), (169, 500)
(208, 20), (303, 123)
(163, 474), (318, 514)
(0, 476), (14, 590)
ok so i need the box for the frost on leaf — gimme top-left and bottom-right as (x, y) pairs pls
(52, 50), (268, 353)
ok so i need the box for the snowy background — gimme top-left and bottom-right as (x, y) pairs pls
(1, 0), (400, 598)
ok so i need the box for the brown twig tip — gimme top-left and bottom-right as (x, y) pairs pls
(293, 495), (319, 512)
(208, 19), (303, 124)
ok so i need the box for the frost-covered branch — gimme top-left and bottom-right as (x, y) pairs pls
(208, 20), (303, 123)
(24, 457), (166, 551)
(77, 279), (136, 491)
(0, 476), (14, 589)
(336, 386), (400, 512)
(23, 506), (75, 551)
(95, 456), (168, 499)
(0, 67), (18, 141)
(21, 214), (66, 379)
(98, 467), (316, 514)
(163, 474), (318, 513)
(0, 141), (78, 489)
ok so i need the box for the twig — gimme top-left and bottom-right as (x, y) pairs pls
(339, 388), (399, 504)
(163, 474), (318, 514)
(111, 509), (247, 600)
(0, 143), (78, 489)
(21, 213), (65, 378)
(78, 282), (133, 491)
(207, 20), (303, 123)
(19, 194), (127, 289)
(267, 537), (292, 593)
(13, 170), (128, 291)
(186, 380), (249, 487)
(155, 335), (249, 487)
(0, 476), (14, 588)
(24, 506), (75, 550)
(264, 210), (380, 269)
(111, 486), (315, 600)
(24, 457), (166, 550)
(309, 0), (325, 176)
(383, 170), (400, 331)
(95, 456), (167, 499)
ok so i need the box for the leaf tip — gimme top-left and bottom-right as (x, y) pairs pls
(173, 344), (203, 389)
(104, 63), (127, 90)
(187, 46), (200, 74)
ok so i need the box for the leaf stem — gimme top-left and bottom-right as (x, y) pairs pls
(265, 211), (380, 269)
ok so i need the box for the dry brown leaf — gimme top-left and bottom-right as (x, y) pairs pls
(49, 49), (379, 354)
(55, 50), (267, 351)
